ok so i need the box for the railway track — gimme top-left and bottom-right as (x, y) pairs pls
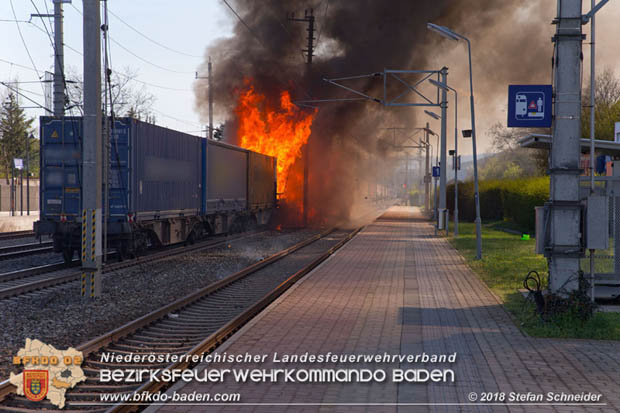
(0, 226), (361, 412)
(0, 241), (54, 261)
(0, 232), (262, 302)
(0, 230), (35, 241)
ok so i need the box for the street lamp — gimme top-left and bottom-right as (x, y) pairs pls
(429, 78), (458, 237)
(427, 22), (482, 260)
(424, 110), (443, 233)
(424, 109), (441, 120)
(424, 109), (448, 235)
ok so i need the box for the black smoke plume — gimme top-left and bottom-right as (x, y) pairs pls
(195, 0), (553, 225)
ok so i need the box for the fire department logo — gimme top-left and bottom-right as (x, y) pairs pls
(23, 370), (49, 402)
(10, 339), (86, 409)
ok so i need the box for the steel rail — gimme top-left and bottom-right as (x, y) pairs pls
(0, 231), (34, 241)
(0, 231), (264, 301)
(0, 241), (54, 260)
(0, 227), (362, 411)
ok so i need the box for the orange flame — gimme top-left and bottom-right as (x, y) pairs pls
(235, 80), (316, 198)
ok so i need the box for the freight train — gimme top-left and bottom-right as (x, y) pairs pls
(35, 117), (277, 262)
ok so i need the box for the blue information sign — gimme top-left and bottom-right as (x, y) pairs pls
(507, 85), (552, 128)
(432, 166), (440, 178)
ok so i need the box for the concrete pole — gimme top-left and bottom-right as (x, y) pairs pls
(439, 67), (448, 231)
(26, 135), (30, 216)
(53, 0), (65, 117)
(589, 0), (596, 301)
(10, 168), (14, 217)
(548, 0), (582, 295)
(453, 90), (459, 237)
(464, 38), (483, 260)
(20, 169), (23, 216)
(425, 123), (431, 213)
(102, 0), (109, 262)
(82, 0), (102, 297)
(208, 57), (213, 140)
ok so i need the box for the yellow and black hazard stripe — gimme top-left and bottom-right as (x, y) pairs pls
(91, 210), (96, 262)
(81, 209), (87, 261)
(81, 209), (87, 297)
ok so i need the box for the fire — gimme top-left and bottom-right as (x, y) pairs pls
(235, 80), (316, 198)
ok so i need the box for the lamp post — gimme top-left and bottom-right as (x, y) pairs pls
(424, 110), (442, 233)
(427, 23), (481, 259)
(429, 78), (458, 236)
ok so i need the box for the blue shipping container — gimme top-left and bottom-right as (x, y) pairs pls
(40, 117), (202, 224)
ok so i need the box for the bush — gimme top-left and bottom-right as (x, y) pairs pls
(446, 176), (549, 232)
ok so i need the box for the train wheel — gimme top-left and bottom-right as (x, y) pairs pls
(62, 248), (74, 264)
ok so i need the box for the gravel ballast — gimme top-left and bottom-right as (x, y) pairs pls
(0, 229), (318, 381)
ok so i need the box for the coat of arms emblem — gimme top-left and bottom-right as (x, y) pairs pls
(23, 370), (48, 402)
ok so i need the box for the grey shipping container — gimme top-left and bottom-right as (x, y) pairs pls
(131, 120), (202, 220)
(248, 151), (276, 209)
(206, 139), (248, 213)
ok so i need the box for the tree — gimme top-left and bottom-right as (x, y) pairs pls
(581, 69), (620, 140)
(486, 122), (550, 175)
(0, 93), (34, 184)
(65, 66), (156, 121)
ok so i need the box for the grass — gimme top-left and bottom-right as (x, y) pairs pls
(448, 221), (620, 340)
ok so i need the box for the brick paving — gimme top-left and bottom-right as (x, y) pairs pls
(151, 206), (620, 413)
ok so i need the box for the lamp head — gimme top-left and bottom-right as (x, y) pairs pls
(427, 23), (460, 42)
(429, 78), (449, 92)
(424, 110), (441, 120)
(462, 129), (472, 138)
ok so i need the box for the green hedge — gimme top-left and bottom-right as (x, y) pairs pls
(446, 176), (549, 232)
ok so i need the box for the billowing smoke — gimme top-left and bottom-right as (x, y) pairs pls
(194, 0), (555, 225)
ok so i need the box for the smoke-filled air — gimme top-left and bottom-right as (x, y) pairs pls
(193, 1), (561, 226)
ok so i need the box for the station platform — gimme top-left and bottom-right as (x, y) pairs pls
(152, 206), (620, 412)
(0, 211), (38, 232)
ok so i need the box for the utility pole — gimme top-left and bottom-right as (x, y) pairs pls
(53, 0), (65, 117)
(26, 134), (31, 216)
(547, 0), (582, 295)
(438, 67), (448, 231)
(424, 122), (431, 212)
(195, 58), (214, 140)
(288, 9), (315, 226)
(82, 0), (102, 297)
(19, 168), (23, 216)
(102, 0), (112, 263)
(209, 57), (214, 140)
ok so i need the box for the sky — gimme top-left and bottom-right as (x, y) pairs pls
(0, 0), (234, 135)
(2, 1), (620, 154)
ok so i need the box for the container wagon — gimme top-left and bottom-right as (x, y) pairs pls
(35, 117), (276, 262)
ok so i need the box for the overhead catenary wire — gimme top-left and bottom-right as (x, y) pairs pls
(220, 0), (312, 100)
(109, 38), (194, 75)
(8, 0), (45, 96)
(0, 58), (39, 73)
(313, 0), (329, 51)
(150, 108), (203, 128)
(70, 3), (192, 75)
(0, 81), (50, 112)
(107, 8), (202, 58)
(29, 0), (81, 116)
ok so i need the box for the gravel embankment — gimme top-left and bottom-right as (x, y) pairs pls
(0, 229), (318, 381)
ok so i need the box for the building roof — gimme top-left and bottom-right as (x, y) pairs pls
(519, 134), (620, 156)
